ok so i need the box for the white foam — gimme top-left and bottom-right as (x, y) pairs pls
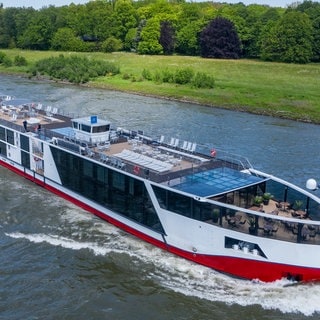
(5, 232), (115, 256)
(147, 252), (320, 316)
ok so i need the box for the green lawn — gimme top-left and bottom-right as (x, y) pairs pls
(1, 49), (320, 123)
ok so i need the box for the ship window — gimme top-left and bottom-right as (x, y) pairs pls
(92, 125), (109, 133)
(112, 171), (125, 192)
(0, 141), (7, 156)
(72, 122), (78, 129)
(83, 160), (94, 177)
(0, 126), (5, 141)
(21, 150), (30, 169)
(168, 191), (192, 217)
(152, 186), (167, 209)
(129, 178), (135, 196)
(225, 236), (267, 258)
(193, 201), (216, 221)
(81, 124), (91, 133)
(20, 135), (30, 152)
(6, 129), (14, 145)
(96, 165), (108, 183)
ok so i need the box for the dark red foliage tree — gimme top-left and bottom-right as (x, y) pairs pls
(159, 21), (175, 55)
(199, 17), (242, 59)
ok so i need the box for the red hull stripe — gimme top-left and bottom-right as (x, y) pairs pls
(2, 160), (320, 283)
(168, 246), (320, 282)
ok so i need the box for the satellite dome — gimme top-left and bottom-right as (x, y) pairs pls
(306, 178), (318, 191)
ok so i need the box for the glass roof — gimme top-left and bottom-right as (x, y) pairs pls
(172, 167), (264, 197)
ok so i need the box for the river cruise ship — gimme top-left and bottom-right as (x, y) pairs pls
(1, 95), (320, 283)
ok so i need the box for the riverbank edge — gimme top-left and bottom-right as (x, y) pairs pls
(2, 70), (318, 125)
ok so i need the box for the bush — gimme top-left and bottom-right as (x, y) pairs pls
(122, 73), (131, 80)
(153, 70), (163, 83)
(191, 72), (215, 89)
(142, 68), (152, 80)
(0, 51), (7, 64)
(161, 68), (174, 83)
(31, 54), (120, 83)
(140, 67), (214, 88)
(101, 37), (123, 53)
(174, 68), (194, 85)
(2, 56), (12, 67)
(14, 55), (28, 66)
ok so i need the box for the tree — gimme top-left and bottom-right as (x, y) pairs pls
(0, 7), (36, 48)
(260, 11), (313, 63)
(13, 6), (61, 50)
(159, 20), (175, 55)
(113, 0), (137, 42)
(137, 18), (163, 54)
(123, 27), (137, 51)
(295, 1), (320, 62)
(311, 16), (320, 61)
(235, 4), (275, 59)
(51, 27), (86, 51)
(17, 12), (55, 50)
(199, 17), (242, 59)
(101, 36), (123, 52)
(176, 20), (203, 55)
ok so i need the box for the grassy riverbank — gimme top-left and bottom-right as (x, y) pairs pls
(1, 49), (320, 123)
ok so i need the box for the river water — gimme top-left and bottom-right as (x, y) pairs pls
(1, 75), (320, 319)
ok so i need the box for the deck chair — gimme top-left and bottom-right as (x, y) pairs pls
(182, 141), (188, 150)
(11, 113), (17, 122)
(158, 135), (165, 144)
(46, 106), (52, 116)
(190, 143), (197, 153)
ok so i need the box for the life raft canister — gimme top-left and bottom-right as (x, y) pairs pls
(210, 149), (217, 157)
(133, 165), (140, 174)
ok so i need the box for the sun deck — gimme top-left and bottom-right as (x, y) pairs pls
(0, 99), (72, 131)
(0, 98), (262, 189)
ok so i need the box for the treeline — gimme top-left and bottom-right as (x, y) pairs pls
(0, 0), (319, 64)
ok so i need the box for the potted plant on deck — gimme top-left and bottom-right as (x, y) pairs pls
(293, 200), (305, 217)
(212, 208), (220, 223)
(263, 192), (273, 205)
(253, 196), (263, 207)
(247, 217), (256, 235)
(294, 200), (303, 210)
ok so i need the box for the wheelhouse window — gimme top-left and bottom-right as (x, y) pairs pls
(92, 125), (109, 133)
(81, 124), (91, 133)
